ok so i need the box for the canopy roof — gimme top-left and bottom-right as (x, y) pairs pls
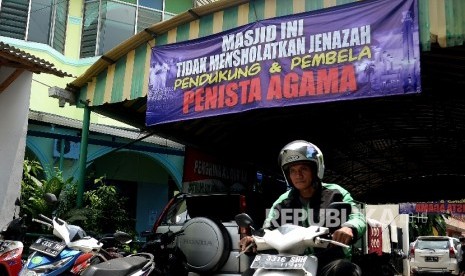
(67, 0), (465, 204)
(0, 42), (72, 93)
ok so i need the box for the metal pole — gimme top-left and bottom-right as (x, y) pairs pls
(77, 105), (91, 208)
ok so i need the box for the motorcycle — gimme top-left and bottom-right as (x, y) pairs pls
(80, 252), (155, 276)
(70, 231), (134, 275)
(19, 213), (103, 275)
(0, 198), (27, 276)
(235, 202), (352, 276)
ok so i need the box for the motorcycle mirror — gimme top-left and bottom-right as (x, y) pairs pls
(114, 231), (133, 244)
(44, 193), (58, 204)
(235, 213), (254, 229)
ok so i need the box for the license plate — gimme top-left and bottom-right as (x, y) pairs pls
(425, 256), (439, 262)
(30, 237), (66, 257)
(250, 254), (308, 269)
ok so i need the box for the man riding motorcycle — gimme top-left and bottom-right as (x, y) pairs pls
(239, 140), (367, 276)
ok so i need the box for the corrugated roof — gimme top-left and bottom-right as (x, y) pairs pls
(0, 42), (72, 78)
(28, 110), (184, 150)
(194, 0), (220, 8)
(66, 0), (250, 92)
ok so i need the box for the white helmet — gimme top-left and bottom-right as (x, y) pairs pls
(278, 140), (325, 180)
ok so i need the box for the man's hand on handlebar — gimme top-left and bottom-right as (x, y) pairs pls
(331, 226), (354, 245)
(239, 236), (257, 253)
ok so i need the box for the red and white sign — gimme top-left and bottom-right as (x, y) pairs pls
(368, 225), (382, 255)
(182, 147), (253, 194)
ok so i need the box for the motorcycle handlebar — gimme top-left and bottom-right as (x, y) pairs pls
(32, 218), (52, 228)
(316, 237), (350, 248)
(162, 229), (184, 242)
(38, 214), (67, 226)
(238, 226), (349, 256)
(54, 217), (66, 226)
(39, 214), (53, 223)
(145, 230), (184, 247)
(169, 229), (185, 238)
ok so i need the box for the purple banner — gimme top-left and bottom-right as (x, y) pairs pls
(146, 0), (421, 126)
(400, 202), (465, 215)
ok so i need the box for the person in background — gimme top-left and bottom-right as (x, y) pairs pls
(457, 236), (465, 276)
(239, 140), (366, 276)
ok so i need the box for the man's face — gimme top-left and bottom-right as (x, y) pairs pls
(288, 162), (313, 190)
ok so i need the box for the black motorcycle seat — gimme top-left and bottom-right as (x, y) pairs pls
(81, 255), (149, 276)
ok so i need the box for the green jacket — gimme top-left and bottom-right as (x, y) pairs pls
(263, 182), (366, 261)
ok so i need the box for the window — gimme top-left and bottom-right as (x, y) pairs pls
(0, 0), (29, 40)
(51, 0), (68, 53)
(80, 0), (100, 58)
(99, 1), (136, 54)
(139, 0), (163, 10)
(417, 239), (449, 250)
(136, 6), (162, 33)
(28, 0), (53, 44)
(0, 0), (68, 54)
(80, 0), (176, 58)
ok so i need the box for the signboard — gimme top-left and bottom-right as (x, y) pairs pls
(367, 225), (383, 256)
(181, 147), (254, 194)
(399, 202), (465, 215)
(147, 0), (421, 126)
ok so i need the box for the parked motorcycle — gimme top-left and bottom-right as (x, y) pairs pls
(19, 212), (135, 276)
(70, 231), (134, 275)
(0, 215), (28, 275)
(80, 252), (155, 276)
(0, 198), (27, 276)
(18, 213), (103, 275)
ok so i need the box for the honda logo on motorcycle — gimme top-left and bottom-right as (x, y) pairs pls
(181, 239), (213, 247)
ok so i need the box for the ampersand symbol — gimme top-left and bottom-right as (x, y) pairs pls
(269, 62), (281, 73)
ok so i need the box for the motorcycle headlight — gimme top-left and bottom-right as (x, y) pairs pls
(19, 268), (40, 276)
(19, 256), (73, 275)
